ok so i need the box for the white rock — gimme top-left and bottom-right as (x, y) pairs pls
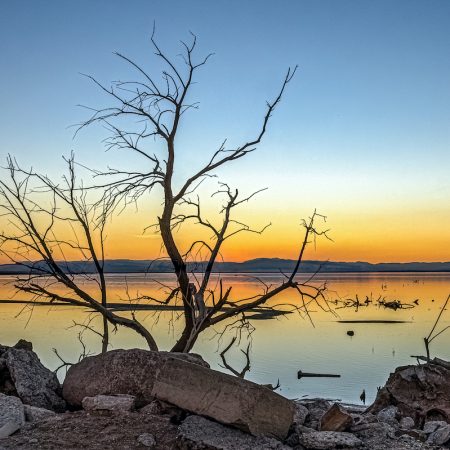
(0, 421), (21, 439)
(299, 431), (362, 449)
(399, 416), (415, 430)
(137, 433), (156, 448)
(0, 394), (25, 428)
(82, 394), (136, 413)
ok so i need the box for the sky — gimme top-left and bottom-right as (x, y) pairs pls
(0, 0), (450, 263)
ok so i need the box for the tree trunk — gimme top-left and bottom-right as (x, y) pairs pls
(159, 198), (196, 352)
(101, 316), (109, 353)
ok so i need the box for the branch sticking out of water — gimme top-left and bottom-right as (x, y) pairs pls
(424, 294), (450, 362)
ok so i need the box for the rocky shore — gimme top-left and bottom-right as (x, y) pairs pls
(1, 340), (449, 449)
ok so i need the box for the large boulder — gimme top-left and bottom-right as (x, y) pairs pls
(368, 362), (450, 426)
(151, 356), (294, 439)
(63, 349), (294, 439)
(62, 349), (208, 407)
(0, 341), (65, 412)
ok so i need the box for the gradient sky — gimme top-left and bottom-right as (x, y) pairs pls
(1, 0), (450, 263)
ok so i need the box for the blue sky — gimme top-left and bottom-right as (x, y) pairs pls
(1, 0), (450, 261)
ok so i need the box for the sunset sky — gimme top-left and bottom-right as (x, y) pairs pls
(1, 0), (450, 263)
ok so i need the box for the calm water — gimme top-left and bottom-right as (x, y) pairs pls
(0, 272), (449, 404)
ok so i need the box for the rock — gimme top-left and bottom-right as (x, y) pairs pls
(350, 414), (365, 428)
(349, 412), (376, 430)
(297, 424), (316, 434)
(137, 432), (157, 448)
(0, 421), (21, 439)
(399, 416), (415, 430)
(340, 404), (367, 414)
(376, 405), (398, 424)
(286, 424), (318, 447)
(395, 428), (427, 442)
(398, 434), (420, 446)
(0, 394), (25, 439)
(320, 403), (353, 432)
(423, 420), (448, 434)
(427, 424), (450, 446)
(13, 340), (33, 351)
(177, 415), (290, 450)
(139, 400), (165, 415)
(300, 399), (331, 430)
(293, 402), (309, 425)
(353, 421), (404, 449)
(352, 421), (396, 439)
(369, 362), (450, 425)
(284, 433), (299, 447)
(82, 394), (136, 413)
(0, 393), (25, 428)
(63, 349), (209, 407)
(4, 347), (66, 412)
(139, 399), (185, 422)
(23, 404), (56, 422)
(299, 431), (362, 449)
(0, 348), (17, 398)
(152, 356), (293, 439)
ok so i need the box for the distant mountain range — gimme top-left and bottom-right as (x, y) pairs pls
(1, 258), (450, 274)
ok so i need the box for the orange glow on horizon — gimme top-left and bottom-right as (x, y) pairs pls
(1, 199), (450, 265)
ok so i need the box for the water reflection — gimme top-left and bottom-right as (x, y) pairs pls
(0, 272), (449, 404)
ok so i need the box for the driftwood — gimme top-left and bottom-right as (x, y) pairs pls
(244, 310), (292, 320)
(0, 299), (290, 317)
(337, 320), (410, 324)
(411, 355), (450, 370)
(334, 295), (416, 311)
(379, 299), (415, 310)
(298, 370), (341, 379)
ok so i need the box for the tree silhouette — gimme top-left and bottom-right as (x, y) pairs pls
(77, 30), (331, 352)
(0, 30), (331, 354)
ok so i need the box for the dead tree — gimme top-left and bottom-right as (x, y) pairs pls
(0, 155), (158, 352)
(77, 29), (332, 353)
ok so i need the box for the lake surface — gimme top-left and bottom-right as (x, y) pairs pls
(1, 272), (449, 404)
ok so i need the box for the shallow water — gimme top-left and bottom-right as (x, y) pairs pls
(0, 272), (449, 404)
